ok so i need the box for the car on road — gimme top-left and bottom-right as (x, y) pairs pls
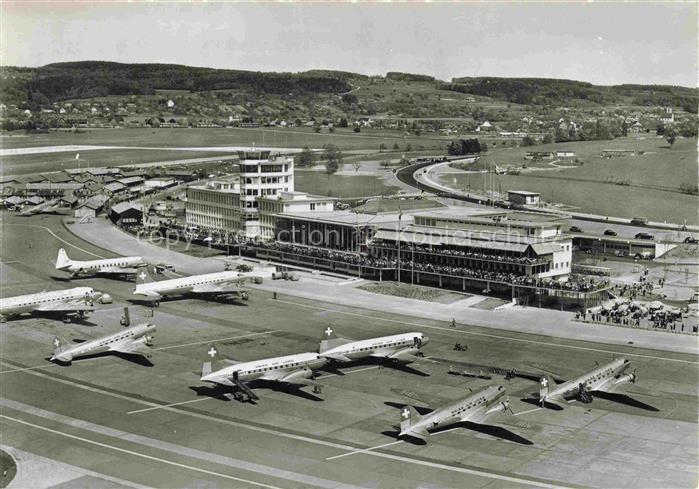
(569, 226), (583, 233)
(635, 232), (654, 240)
(684, 236), (698, 244)
(604, 229), (617, 236)
(630, 217), (648, 226)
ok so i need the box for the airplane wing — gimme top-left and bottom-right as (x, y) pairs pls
(191, 282), (244, 294)
(381, 347), (419, 363)
(36, 300), (94, 312)
(110, 336), (151, 355)
(261, 368), (319, 386)
(100, 266), (140, 275)
(321, 352), (353, 362)
(592, 375), (635, 395)
(465, 399), (510, 424)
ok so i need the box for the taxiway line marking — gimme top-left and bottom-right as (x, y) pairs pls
(324, 440), (403, 461)
(155, 330), (279, 351)
(127, 397), (210, 415)
(269, 298), (698, 365)
(0, 414), (283, 489)
(0, 361), (565, 488)
(5, 224), (106, 259)
(513, 407), (542, 417)
(0, 364), (55, 374)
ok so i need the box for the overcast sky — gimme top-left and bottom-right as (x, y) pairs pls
(2, 2), (697, 87)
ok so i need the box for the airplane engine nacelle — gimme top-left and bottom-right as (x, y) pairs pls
(615, 373), (636, 385)
(144, 335), (154, 347)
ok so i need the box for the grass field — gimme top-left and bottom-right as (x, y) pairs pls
(295, 170), (399, 198)
(439, 137), (699, 224)
(0, 126), (453, 152)
(1, 148), (238, 176)
(357, 282), (463, 303)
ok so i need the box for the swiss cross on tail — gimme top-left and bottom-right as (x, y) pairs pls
(401, 407), (410, 420)
(208, 346), (217, 358)
(324, 327), (334, 338)
(540, 377), (548, 387)
(53, 338), (61, 348)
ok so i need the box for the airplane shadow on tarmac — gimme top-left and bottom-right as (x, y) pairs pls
(592, 391), (660, 412)
(47, 351), (154, 367)
(380, 421), (533, 446)
(189, 381), (324, 403)
(319, 359), (430, 377)
(520, 393), (659, 412)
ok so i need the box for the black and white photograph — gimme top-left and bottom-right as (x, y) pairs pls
(0, 2), (697, 488)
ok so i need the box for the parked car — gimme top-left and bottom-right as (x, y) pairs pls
(684, 236), (698, 244)
(630, 217), (648, 226)
(635, 232), (654, 240)
(569, 226), (583, 233)
(604, 229), (617, 236)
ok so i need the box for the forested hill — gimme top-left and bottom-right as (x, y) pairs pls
(443, 77), (697, 111)
(2, 61), (356, 107)
(0, 62), (696, 113)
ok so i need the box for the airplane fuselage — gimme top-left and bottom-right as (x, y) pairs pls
(0, 287), (95, 319)
(134, 271), (251, 299)
(403, 385), (507, 437)
(322, 333), (428, 361)
(201, 352), (326, 384)
(52, 323), (156, 362)
(60, 257), (144, 275)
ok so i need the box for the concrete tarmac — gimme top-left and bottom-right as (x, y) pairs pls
(1, 212), (697, 488)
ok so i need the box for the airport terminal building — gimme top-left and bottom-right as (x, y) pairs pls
(185, 150), (334, 239)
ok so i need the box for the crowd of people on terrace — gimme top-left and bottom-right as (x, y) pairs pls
(254, 241), (608, 292)
(371, 242), (543, 265)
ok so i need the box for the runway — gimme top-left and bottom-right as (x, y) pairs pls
(1, 212), (697, 488)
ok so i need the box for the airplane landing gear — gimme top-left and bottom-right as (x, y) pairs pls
(0, 315), (6, 323)
(152, 300), (160, 308)
(313, 385), (322, 395)
(241, 292), (249, 301)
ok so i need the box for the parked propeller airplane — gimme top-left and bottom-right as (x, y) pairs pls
(51, 321), (156, 364)
(319, 327), (429, 368)
(56, 248), (146, 278)
(133, 267), (267, 306)
(535, 357), (636, 409)
(19, 198), (64, 216)
(200, 344), (327, 402)
(0, 287), (99, 322)
(397, 385), (512, 442)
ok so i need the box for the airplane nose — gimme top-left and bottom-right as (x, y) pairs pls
(421, 336), (430, 346)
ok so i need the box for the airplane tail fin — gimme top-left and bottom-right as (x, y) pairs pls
(539, 375), (555, 400)
(55, 248), (72, 270)
(319, 325), (352, 353)
(202, 343), (236, 378)
(399, 405), (423, 433)
(52, 336), (71, 356)
(136, 265), (155, 285)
